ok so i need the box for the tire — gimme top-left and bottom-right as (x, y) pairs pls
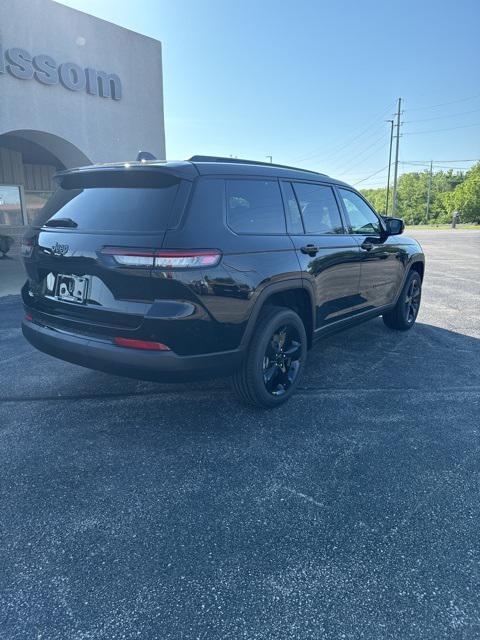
(383, 270), (422, 331)
(232, 305), (307, 408)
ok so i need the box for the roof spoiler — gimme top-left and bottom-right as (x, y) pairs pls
(54, 162), (198, 184)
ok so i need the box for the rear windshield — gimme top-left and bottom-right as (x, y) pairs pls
(33, 171), (180, 232)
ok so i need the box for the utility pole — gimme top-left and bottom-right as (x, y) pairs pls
(391, 97), (402, 215)
(385, 119), (394, 215)
(265, 155), (273, 164)
(426, 160), (433, 221)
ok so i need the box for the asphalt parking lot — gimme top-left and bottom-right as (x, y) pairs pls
(1, 230), (479, 640)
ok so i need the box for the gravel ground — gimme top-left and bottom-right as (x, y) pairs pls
(0, 230), (479, 639)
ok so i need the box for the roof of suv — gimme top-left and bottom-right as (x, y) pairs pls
(188, 156), (349, 184)
(56, 155), (350, 187)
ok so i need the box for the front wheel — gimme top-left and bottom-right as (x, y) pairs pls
(232, 306), (307, 408)
(383, 270), (422, 330)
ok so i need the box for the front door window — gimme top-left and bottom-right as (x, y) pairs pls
(339, 188), (381, 235)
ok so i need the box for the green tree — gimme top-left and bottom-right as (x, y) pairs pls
(396, 172), (429, 223)
(361, 187), (387, 214)
(442, 163), (480, 223)
(360, 165), (476, 224)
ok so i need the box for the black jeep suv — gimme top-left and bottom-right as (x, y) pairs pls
(21, 156), (424, 408)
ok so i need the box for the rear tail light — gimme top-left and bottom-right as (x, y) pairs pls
(101, 247), (221, 269)
(154, 250), (221, 268)
(113, 337), (170, 351)
(100, 247), (158, 267)
(21, 238), (34, 258)
(25, 313), (33, 321)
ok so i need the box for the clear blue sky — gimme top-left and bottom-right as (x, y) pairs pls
(60, 0), (480, 187)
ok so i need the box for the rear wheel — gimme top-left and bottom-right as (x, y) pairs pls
(232, 306), (307, 408)
(383, 270), (422, 330)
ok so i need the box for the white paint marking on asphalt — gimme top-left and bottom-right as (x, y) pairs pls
(283, 486), (324, 509)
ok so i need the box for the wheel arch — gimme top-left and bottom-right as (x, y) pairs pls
(409, 259), (425, 281)
(240, 280), (315, 350)
(392, 255), (425, 305)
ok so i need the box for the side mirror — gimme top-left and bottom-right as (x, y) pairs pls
(384, 217), (404, 236)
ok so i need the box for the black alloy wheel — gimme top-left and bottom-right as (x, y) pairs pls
(405, 277), (421, 324)
(383, 270), (422, 331)
(232, 306), (307, 408)
(262, 324), (302, 396)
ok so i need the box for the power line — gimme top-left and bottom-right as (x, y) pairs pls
(340, 168), (392, 176)
(335, 143), (388, 177)
(289, 97), (477, 168)
(401, 162), (473, 170)
(401, 158), (480, 163)
(291, 101), (395, 163)
(429, 166), (471, 170)
(324, 123), (391, 172)
(340, 150), (478, 190)
(334, 132), (389, 176)
(405, 93), (480, 112)
(333, 124), (394, 175)
(295, 120), (387, 165)
(404, 107), (480, 124)
(352, 165), (389, 186)
(361, 181), (389, 186)
(404, 122), (480, 135)
(353, 159), (476, 190)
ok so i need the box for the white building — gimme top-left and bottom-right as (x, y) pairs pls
(0, 0), (165, 244)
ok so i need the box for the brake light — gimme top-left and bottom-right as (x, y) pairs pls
(113, 337), (170, 351)
(101, 247), (221, 268)
(25, 313), (33, 321)
(21, 238), (34, 258)
(154, 250), (221, 268)
(101, 247), (157, 267)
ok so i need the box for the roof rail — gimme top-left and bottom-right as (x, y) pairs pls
(188, 155), (326, 176)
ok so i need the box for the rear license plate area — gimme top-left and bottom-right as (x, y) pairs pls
(56, 274), (89, 303)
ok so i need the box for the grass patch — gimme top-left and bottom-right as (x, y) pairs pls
(405, 224), (479, 231)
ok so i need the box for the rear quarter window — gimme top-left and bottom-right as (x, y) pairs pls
(33, 171), (181, 232)
(226, 179), (286, 234)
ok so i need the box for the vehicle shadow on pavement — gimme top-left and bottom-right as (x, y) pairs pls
(1, 295), (479, 424)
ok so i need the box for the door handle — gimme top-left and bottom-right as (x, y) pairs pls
(361, 241), (374, 251)
(300, 244), (319, 256)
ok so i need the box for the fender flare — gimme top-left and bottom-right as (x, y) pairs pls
(239, 278), (316, 349)
(393, 254), (425, 305)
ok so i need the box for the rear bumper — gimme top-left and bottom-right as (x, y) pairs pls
(22, 318), (244, 382)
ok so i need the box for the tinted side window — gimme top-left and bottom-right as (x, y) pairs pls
(226, 179), (286, 234)
(282, 182), (304, 234)
(339, 188), (381, 235)
(292, 183), (344, 234)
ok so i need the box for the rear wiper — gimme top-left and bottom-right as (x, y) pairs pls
(44, 218), (78, 228)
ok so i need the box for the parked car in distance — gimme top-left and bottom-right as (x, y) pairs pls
(21, 156), (424, 408)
